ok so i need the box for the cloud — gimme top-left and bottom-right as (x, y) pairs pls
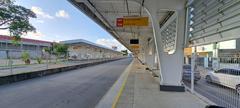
(22, 31), (45, 40)
(31, 6), (54, 19)
(55, 10), (70, 18)
(0, 30), (10, 35)
(96, 38), (127, 51)
(35, 19), (44, 23)
(0, 30), (45, 40)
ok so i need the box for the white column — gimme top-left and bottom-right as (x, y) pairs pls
(212, 42), (220, 70)
(144, 42), (155, 70)
(213, 42), (219, 58)
(144, 0), (186, 91)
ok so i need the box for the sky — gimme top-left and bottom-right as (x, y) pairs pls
(0, 0), (126, 51)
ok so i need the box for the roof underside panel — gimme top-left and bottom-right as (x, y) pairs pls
(69, 0), (170, 54)
(188, 0), (240, 46)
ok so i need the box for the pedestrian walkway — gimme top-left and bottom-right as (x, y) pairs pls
(116, 59), (209, 108)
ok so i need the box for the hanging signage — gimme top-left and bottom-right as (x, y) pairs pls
(133, 49), (140, 53)
(184, 48), (192, 56)
(130, 39), (139, 44)
(130, 39), (140, 50)
(116, 17), (149, 27)
(116, 18), (124, 27)
(130, 44), (140, 49)
(198, 52), (208, 56)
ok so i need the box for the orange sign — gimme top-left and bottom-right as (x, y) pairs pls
(130, 44), (140, 49)
(184, 48), (192, 56)
(198, 52), (208, 56)
(116, 17), (149, 27)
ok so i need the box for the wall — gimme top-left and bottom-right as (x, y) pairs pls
(68, 44), (123, 60)
(0, 42), (48, 59)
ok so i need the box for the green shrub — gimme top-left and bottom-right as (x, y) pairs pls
(36, 57), (42, 64)
(21, 51), (30, 64)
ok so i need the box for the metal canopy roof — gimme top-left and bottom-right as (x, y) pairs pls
(69, 0), (171, 54)
(69, 0), (240, 54)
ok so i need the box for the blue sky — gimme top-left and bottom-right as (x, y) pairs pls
(2, 0), (125, 50)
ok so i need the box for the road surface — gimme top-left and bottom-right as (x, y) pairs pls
(0, 58), (132, 108)
(184, 78), (240, 108)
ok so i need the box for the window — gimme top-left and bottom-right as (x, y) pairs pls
(217, 69), (229, 74)
(183, 65), (191, 70)
(217, 69), (240, 76)
(228, 69), (240, 76)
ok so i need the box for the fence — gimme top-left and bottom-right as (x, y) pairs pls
(0, 49), (122, 77)
(183, 53), (240, 108)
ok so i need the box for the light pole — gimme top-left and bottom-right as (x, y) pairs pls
(42, 48), (48, 69)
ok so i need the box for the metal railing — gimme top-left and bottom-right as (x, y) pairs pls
(0, 49), (124, 77)
(183, 55), (240, 108)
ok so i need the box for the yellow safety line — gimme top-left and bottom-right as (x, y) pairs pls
(111, 60), (134, 108)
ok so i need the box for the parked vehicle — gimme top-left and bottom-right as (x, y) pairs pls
(206, 68), (240, 94)
(182, 65), (201, 83)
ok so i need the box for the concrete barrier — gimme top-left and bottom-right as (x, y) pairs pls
(0, 58), (123, 85)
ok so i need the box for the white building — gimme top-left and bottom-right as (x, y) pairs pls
(0, 35), (52, 59)
(60, 39), (123, 60)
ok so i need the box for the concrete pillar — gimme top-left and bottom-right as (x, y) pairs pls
(212, 42), (220, 70)
(213, 42), (219, 58)
(138, 53), (145, 64)
(141, 53), (146, 64)
(144, 41), (155, 70)
(143, 0), (186, 92)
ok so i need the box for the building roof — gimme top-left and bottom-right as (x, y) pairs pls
(0, 35), (52, 45)
(60, 39), (118, 52)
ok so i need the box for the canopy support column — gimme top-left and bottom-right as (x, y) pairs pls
(144, 0), (186, 92)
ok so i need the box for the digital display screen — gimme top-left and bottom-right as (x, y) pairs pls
(130, 39), (139, 44)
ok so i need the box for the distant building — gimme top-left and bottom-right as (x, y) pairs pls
(112, 46), (118, 51)
(195, 39), (240, 58)
(60, 39), (123, 60)
(184, 39), (240, 67)
(0, 35), (52, 59)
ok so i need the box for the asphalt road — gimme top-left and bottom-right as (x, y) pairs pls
(0, 58), (132, 108)
(184, 77), (240, 108)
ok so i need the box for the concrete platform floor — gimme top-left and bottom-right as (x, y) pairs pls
(116, 59), (208, 108)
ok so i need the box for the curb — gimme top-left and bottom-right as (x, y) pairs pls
(95, 59), (134, 108)
(0, 58), (123, 86)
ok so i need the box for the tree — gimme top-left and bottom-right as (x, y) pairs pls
(44, 43), (68, 61)
(52, 43), (69, 58)
(121, 50), (128, 56)
(0, 0), (36, 41)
